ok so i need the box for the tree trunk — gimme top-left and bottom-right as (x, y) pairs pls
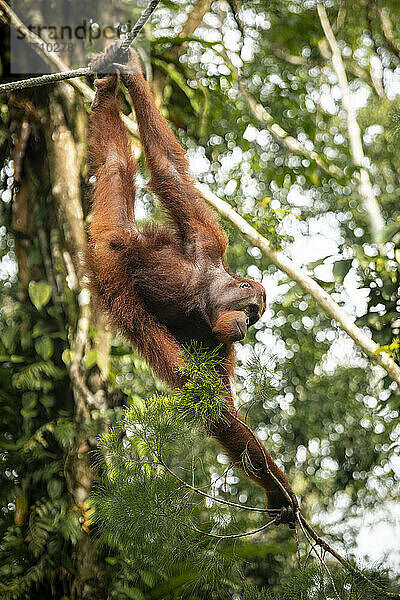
(44, 85), (110, 598)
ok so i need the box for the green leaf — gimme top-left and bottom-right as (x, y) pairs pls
(332, 259), (352, 283)
(35, 337), (54, 360)
(309, 170), (320, 185)
(12, 361), (64, 390)
(47, 478), (63, 500)
(32, 321), (53, 339)
(47, 305), (62, 318)
(141, 570), (156, 588)
(307, 256), (331, 270)
(20, 408), (38, 418)
(60, 509), (81, 543)
(10, 355), (25, 363)
(116, 586), (145, 600)
(61, 349), (73, 365)
(0, 354), (25, 363)
(379, 221), (400, 243)
(2, 327), (17, 352)
(28, 281), (51, 311)
(54, 419), (75, 449)
(85, 349), (98, 370)
(40, 395), (55, 408)
(21, 331), (31, 350)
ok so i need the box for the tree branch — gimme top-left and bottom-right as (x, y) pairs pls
(375, 5), (400, 62)
(298, 513), (400, 599)
(180, 0), (215, 38)
(179, 516), (276, 539)
(266, 43), (306, 66)
(237, 79), (343, 178)
(317, 3), (385, 243)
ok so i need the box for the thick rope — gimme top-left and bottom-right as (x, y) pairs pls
(0, 68), (91, 92)
(120, 0), (161, 54)
(0, 0), (161, 93)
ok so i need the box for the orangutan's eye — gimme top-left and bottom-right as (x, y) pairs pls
(239, 282), (252, 289)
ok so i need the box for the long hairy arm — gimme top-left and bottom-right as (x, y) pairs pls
(114, 51), (227, 254)
(88, 71), (185, 388)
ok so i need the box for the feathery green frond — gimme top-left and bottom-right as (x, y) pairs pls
(174, 343), (229, 428)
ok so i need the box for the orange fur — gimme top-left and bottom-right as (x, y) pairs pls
(86, 52), (297, 520)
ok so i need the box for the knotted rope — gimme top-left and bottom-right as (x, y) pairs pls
(0, 0), (160, 93)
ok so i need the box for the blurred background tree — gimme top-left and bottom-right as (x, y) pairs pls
(0, 0), (399, 598)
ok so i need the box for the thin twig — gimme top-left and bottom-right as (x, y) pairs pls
(159, 458), (278, 513)
(180, 516), (276, 540)
(298, 518), (338, 599)
(300, 519), (341, 600)
(303, 540), (315, 568)
(295, 523), (303, 570)
(153, 508), (276, 540)
(320, 549), (341, 600)
(298, 514), (400, 599)
(195, 462), (235, 491)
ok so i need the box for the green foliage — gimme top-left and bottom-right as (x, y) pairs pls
(28, 281), (51, 311)
(242, 562), (395, 599)
(12, 361), (64, 391)
(91, 348), (399, 599)
(375, 338), (400, 361)
(174, 343), (229, 428)
(92, 434), (240, 598)
(91, 346), (263, 596)
(244, 199), (300, 249)
(245, 351), (276, 406)
(124, 394), (181, 457)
